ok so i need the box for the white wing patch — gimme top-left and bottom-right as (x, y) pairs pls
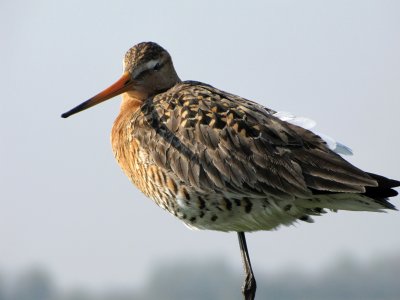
(316, 133), (353, 156)
(273, 111), (353, 156)
(273, 111), (316, 130)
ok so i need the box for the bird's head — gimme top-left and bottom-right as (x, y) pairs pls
(61, 42), (180, 118)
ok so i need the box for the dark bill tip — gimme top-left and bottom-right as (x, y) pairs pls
(61, 100), (95, 118)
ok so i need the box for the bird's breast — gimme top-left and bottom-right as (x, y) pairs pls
(111, 115), (299, 232)
(111, 109), (179, 213)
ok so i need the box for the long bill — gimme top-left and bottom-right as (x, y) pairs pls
(61, 71), (132, 118)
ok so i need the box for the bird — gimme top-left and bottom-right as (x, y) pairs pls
(62, 42), (399, 300)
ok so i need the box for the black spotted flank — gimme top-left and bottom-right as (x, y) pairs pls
(182, 188), (190, 200)
(283, 204), (292, 211)
(223, 198), (232, 211)
(198, 196), (206, 209)
(244, 198), (253, 213)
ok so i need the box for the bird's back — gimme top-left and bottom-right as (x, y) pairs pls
(111, 81), (399, 232)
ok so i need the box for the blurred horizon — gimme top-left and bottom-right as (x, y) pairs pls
(1, 250), (400, 300)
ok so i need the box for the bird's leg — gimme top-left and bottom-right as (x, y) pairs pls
(237, 232), (257, 300)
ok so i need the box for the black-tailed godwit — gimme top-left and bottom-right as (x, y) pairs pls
(62, 42), (399, 300)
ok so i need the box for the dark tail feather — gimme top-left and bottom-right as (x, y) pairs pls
(364, 173), (400, 210)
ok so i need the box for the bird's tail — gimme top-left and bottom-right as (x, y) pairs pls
(295, 173), (399, 213)
(363, 172), (400, 210)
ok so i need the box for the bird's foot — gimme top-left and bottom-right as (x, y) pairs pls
(242, 272), (257, 300)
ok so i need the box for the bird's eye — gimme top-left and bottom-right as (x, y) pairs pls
(153, 63), (162, 71)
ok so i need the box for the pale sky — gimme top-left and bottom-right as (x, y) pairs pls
(1, 0), (399, 290)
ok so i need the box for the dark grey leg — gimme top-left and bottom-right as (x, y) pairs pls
(237, 232), (257, 300)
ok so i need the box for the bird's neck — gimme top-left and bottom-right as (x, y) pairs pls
(111, 92), (143, 174)
(119, 91), (146, 114)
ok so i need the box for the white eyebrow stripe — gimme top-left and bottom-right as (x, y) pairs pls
(132, 59), (160, 79)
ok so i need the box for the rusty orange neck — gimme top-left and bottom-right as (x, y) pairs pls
(111, 92), (143, 151)
(119, 91), (147, 115)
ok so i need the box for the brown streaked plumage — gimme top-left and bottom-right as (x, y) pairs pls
(62, 42), (399, 300)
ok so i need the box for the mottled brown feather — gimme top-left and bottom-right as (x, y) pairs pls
(121, 81), (381, 200)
